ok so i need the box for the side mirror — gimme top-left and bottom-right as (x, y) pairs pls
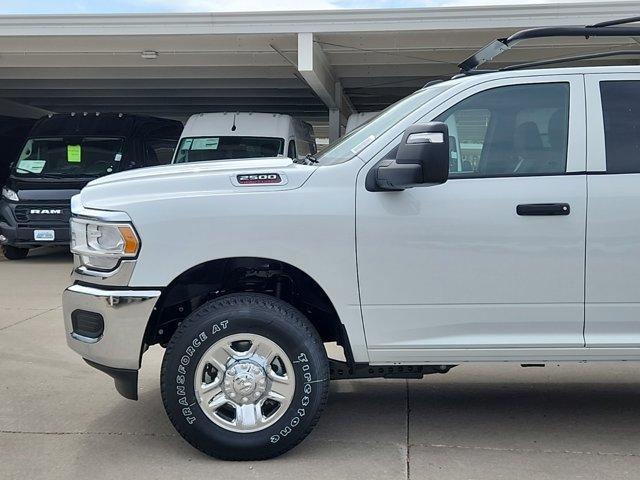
(370, 122), (450, 191)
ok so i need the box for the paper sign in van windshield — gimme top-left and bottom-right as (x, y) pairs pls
(237, 173), (282, 185)
(17, 160), (46, 174)
(114, 153), (122, 162)
(191, 138), (220, 150)
(350, 135), (376, 155)
(67, 145), (82, 163)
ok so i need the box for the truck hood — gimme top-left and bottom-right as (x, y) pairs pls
(8, 176), (91, 201)
(79, 157), (317, 211)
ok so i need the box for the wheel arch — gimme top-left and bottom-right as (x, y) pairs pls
(144, 256), (354, 362)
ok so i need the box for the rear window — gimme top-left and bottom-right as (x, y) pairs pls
(173, 136), (284, 163)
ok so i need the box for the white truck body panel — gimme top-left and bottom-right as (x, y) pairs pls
(79, 157), (370, 361)
(358, 175), (587, 352)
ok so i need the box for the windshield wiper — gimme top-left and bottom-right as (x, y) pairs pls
(293, 154), (319, 165)
(40, 172), (96, 179)
(15, 172), (96, 180)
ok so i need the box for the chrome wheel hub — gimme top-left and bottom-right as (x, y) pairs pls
(223, 361), (267, 403)
(194, 333), (296, 433)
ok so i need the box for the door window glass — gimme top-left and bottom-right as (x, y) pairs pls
(435, 83), (570, 177)
(144, 139), (178, 166)
(287, 140), (297, 159)
(296, 139), (311, 157)
(600, 81), (640, 173)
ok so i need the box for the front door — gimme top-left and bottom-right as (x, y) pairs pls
(356, 76), (587, 362)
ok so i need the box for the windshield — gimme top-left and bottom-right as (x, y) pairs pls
(14, 137), (124, 178)
(173, 136), (285, 163)
(314, 82), (455, 166)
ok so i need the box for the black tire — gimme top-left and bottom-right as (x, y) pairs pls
(161, 293), (330, 460)
(2, 245), (29, 260)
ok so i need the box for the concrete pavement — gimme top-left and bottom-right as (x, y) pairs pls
(1, 248), (640, 479)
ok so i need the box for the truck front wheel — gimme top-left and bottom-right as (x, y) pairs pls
(2, 245), (29, 260)
(160, 293), (330, 460)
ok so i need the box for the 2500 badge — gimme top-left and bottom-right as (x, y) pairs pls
(236, 173), (283, 185)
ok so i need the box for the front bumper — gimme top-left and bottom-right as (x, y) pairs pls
(63, 284), (161, 398)
(0, 221), (70, 248)
(0, 198), (72, 248)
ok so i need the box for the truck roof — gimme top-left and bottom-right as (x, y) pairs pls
(181, 112), (312, 140)
(439, 64), (640, 91)
(0, 115), (36, 137)
(29, 113), (183, 139)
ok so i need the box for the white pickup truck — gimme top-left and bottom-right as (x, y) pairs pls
(63, 21), (640, 460)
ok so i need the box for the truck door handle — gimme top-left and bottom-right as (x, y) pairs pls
(516, 203), (570, 216)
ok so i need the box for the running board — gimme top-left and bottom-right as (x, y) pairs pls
(329, 360), (455, 380)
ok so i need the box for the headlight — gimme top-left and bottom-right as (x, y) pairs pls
(70, 218), (140, 271)
(2, 186), (18, 202)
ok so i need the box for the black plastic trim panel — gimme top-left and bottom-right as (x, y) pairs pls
(84, 359), (138, 400)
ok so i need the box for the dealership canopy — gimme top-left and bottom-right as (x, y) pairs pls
(1, 1), (640, 139)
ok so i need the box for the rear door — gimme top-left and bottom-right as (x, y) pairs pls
(585, 74), (640, 346)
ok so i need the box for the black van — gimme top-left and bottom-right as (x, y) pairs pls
(0, 116), (38, 188)
(0, 113), (183, 260)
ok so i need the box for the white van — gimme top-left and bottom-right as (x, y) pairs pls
(172, 112), (316, 164)
(345, 111), (379, 133)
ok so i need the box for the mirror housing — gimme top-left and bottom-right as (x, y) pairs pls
(370, 122), (450, 191)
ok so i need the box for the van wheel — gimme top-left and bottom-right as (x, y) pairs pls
(2, 245), (29, 260)
(161, 293), (330, 460)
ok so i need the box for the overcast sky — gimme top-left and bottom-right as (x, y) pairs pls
(0, 0), (625, 14)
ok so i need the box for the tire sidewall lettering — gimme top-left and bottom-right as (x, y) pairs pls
(173, 320), (229, 426)
(270, 349), (321, 444)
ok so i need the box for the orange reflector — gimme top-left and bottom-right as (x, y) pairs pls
(118, 226), (139, 255)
